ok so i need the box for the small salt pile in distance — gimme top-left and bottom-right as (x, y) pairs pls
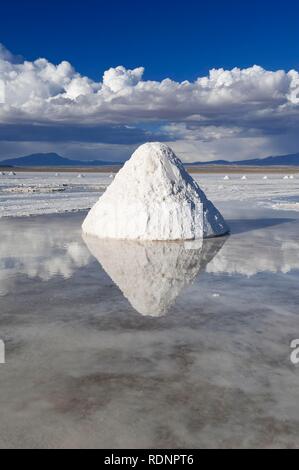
(241, 175), (247, 180)
(223, 175), (230, 180)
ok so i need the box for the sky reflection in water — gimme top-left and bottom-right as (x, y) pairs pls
(0, 207), (298, 448)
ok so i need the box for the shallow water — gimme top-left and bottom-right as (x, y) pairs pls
(0, 204), (298, 448)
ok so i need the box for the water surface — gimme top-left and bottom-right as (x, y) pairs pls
(0, 204), (298, 448)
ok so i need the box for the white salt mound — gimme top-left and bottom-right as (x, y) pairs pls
(223, 175), (230, 180)
(241, 175), (247, 180)
(82, 142), (229, 240)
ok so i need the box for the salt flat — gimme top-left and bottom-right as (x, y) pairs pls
(1, 171), (299, 217)
(0, 172), (299, 448)
(0, 172), (110, 217)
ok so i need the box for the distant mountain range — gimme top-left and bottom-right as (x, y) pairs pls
(189, 153), (299, 166)
(0, 153), (123, 167)
(1, 151), (299, 168)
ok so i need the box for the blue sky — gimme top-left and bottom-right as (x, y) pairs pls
(0, 0), (298, 162)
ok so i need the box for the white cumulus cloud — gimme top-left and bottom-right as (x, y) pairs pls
(0, 43), (299, 161)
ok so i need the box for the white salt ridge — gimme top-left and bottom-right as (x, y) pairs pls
(82, 142), (229, 240)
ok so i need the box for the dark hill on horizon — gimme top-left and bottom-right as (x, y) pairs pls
(0, 153), (123, 167)
(1, 151), (299, 168)
(190, 153), (299, 166)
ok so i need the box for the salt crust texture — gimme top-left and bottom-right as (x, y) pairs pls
(82, 143), (229, 240)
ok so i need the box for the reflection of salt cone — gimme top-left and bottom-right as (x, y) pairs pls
(83, 235), (226, 317)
